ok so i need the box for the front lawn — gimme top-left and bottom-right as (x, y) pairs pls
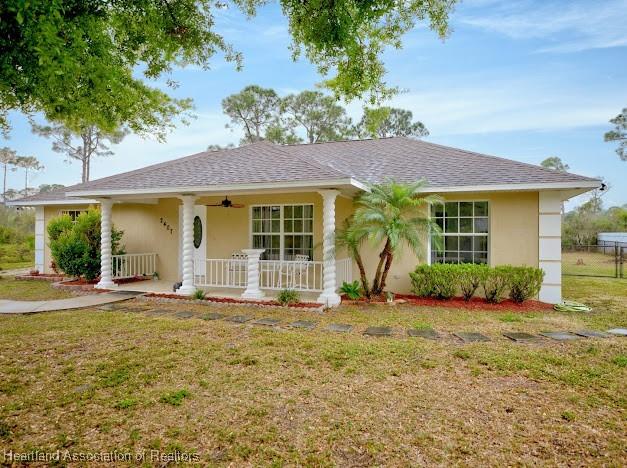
(0, 276), (625, 465)
(0, 276), (74, 301)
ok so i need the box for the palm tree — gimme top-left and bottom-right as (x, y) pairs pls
(353, 180), (442, 296)
(0, 147), (17, 204)
(336, 218), (371, 298)
(15, 156), (44, 193)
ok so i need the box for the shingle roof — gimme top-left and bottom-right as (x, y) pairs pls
(12, 137), (598, 204)
(284, 137), (597, 186)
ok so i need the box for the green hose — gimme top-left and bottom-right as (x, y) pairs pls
(554, 300), (592, 313)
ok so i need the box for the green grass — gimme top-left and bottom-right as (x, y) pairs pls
(562, 251), (619, 277)
(0, 276), (73, 301)
(0, 276), (624, 465)
(0, 260), (33, 271)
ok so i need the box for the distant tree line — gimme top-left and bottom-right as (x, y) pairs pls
(219, 85), (429, 146)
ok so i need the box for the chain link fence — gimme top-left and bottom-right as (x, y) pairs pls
(562, 243), (625, 278)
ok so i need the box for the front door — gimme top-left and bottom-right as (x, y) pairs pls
(179, 205), (207, 278)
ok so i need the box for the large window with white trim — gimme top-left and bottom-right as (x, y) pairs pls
(431, 201), (489, 264)
(251, 204), (314, 260)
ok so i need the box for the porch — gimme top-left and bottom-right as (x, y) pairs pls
(110, 253), (353, 303)
(93, 188), (357, 306)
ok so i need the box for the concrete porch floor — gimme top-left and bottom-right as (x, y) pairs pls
(113, 279), (321, 303)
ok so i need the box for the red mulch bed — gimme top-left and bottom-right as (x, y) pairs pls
(145, 292), (321, 309)
(393, 294), (553, 311)
(15, 273), (66, 282)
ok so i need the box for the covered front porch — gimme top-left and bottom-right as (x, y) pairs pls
(92, 188), (357, 306)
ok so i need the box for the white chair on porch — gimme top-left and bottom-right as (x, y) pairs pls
(281, 254), (310, 289)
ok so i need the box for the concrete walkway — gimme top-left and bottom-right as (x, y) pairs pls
(0, 291), (142, 314)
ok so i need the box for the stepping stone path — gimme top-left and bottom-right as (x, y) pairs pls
(503, 332), (538, 342)
(540, 331), (579, 341)
(201, 312), (225, 321)
(606, 328), (627, 336)
(364, 326), (393, 337)
(454, 332), (491, 343)
(253, 318), (281, 327)
(225, 315), (253, 323)
(288, 320), (316, 330)
(574, 330), (611, 338)
(175, 311), (195, 319)
(407, 328), (439, 340)
(327, 323), (353, 333)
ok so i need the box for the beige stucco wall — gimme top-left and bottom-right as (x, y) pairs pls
(353, 191), (540, 293)
(41, 190), (539, 292)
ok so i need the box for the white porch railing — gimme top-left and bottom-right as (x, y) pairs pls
(193, 257), (353, 293)
(335, 257), (353, 286)
(194, 258), (248, 288)
(259, 260), (323, 291)
(112, 253), (157, 279)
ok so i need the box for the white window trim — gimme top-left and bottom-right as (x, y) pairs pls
(60, 209), (88, 222)
(249, 203), (315, 261)
(430, 200), (491, 265)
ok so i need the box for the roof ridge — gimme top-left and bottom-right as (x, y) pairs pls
(279, 144), (351, 178)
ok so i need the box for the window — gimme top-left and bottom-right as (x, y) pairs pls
(60, 210), (87, 222)
(251, 204), (314, 260)
(431, 201), (489, 264)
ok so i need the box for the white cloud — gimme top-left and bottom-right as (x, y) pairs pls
(459, 0), (627, 53)
(387, 75), (624, 136)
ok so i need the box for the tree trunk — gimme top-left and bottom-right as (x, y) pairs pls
(24, 168), (28, 192)
(2, 163), (6, 204)
(353, 250), (371, 298)
(378, 251), (394, 294)
(371, 238), (391, 295)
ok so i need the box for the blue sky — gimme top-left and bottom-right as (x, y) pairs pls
(4, 0), (627, 209)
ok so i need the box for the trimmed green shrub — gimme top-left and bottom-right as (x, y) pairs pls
(277, 289), (300, 306)
(429, 264), (458, 299)
(458, 263), (488, 301)
(339, 280), (362, 300)
(508, 266), (544, 303)
(481, 265), (511, 303)
(409, 265), (434, 297)
(48, 209), (124, 280)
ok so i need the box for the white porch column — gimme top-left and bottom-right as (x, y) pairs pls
(538, 192), (562, 303)
(241, 249), (265, 299)
(34, 206), (45, 272)
(177, 194), (197, 295)
(96, 199), (115, 289)
(317, 189), (341, 306)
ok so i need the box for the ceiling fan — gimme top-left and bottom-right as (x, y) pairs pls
(205, 196), (244, 208)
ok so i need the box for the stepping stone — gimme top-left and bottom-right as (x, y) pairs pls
(606, 328), (627, 336)
(120, 307), (145, 313)
(503, 332), (538, 342)
(407, 328), (439, 340)
(574, 330), (611, 338)
(73, 384), (91, 394)
(175, 311), (195, 319)
(364, 326), (393, 337)
(454, 332), (491, 343)
(145, 308), (173, 316)
(540, 331), (579, 341)
(253, 317), (281, 327)
(327, 323), (353, 333)
(200, 312), (225, 321)
(225, 315), (253, 323)
(288, 320), (316, 330)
